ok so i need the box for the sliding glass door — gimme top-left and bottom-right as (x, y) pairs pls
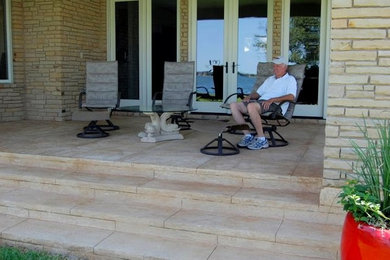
(108, 0), (177, 107)
(194, 0), (269, 113)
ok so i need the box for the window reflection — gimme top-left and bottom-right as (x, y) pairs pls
(289, 0), (321, 105)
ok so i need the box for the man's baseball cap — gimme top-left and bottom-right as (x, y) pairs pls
(272, 56), (288, 65)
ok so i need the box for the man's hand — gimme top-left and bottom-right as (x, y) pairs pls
(262, 99), (273, 110)
(243, 95), (251, 102)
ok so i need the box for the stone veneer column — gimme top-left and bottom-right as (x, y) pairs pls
(321, 0), (390, 206)
(180, 0), (189, 61)
(6, 0), (106, 121)
(272, 0), (282, 57)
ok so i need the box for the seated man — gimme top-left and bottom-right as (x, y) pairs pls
(230, 56), (297, 150)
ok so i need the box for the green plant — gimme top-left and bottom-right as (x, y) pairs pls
(0, 246), (67, 260)
(339, 119), (390, 229)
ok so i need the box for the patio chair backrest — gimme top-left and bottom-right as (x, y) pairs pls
(162, 61), (195, 107)
(86, 61), (118, 108)
(250, 62), (306, 119)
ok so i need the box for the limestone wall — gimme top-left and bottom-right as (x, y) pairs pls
(0, 0), (106, 121)
(0, 0), (24, 121)
(323, 0), (390, 193)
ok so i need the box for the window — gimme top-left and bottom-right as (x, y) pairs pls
(0, 0), (12, 82)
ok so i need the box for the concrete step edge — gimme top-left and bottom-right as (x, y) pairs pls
(0, 213), (338, 259)
(0, 188), (341, 249)
(0, 153), (322, 192)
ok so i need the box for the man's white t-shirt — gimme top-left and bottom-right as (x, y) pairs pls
(256, 73), (297, 115)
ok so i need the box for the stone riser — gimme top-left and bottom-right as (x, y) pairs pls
(0, 215), (338, 260)
(0, 152), (322, 193)
(0, 163), (342, 221)
(0, 202), (339, 260)
(0, 153), (341, 259)
(0, 183), (342, 259)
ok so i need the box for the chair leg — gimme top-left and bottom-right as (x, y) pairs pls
(170, 114), (192, 130)
(93, 120), (119, 131)
(263, 126), (288, 147)
(200, 132), (240, 156)
(77, 121), (109, 138)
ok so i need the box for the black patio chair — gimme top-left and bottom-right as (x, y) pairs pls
(221, 62), (306, 147)
(72, 61), (120, 138)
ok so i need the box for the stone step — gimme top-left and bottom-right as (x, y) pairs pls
(0, 163), (340, 220)
(0, 152), (322, 193)
(0, 213), (334, 260)
(0, 185), (341, 257)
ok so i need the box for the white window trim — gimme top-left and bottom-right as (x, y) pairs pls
(0, 0), (13, 83)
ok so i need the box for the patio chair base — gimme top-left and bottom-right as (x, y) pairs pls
(77, 121), (109, 138)
(170, 114), (193, 130)
(200, 133), (240, 156)
(88, 120), (119, 132)
(264, 126), (288, 147)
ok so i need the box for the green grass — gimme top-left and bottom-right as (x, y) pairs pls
(0, 246), (68, 260)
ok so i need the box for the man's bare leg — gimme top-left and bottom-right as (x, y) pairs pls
(230, 102), (251, 135)
(246, 102), (265, 137)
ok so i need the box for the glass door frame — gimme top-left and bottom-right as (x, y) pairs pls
(281, 0), (330, 118)
(107, 0), (182, 107)
(189, 0), (273, 113)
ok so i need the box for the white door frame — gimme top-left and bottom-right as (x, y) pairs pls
(189, 0), (273, 114)
(107, 0), (181, 107)
(281, 0), (330, 118)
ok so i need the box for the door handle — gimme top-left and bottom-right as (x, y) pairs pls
(225, 62), (228, 73)
(232, 62), (236, 74)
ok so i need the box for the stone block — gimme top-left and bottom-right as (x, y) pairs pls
(354, 0), (390, 7)
(328, 74), (369, 84)
(349, 19), (390, 28)
(371, 75), (390, 85)
(379, 58), (390, 66)
(379, 50), (390, 56)
(323, 170), (341, 180)
(331, 40), (352, 50)
(324, 158), (352, 171)
(332, 8), (390, 19)
(338, 29), (386, 39)
(345, 108), (369, 117)
(324, 147), (340, 158)
(331, 50), (377, 61)
(345, 90), (374, 99)
(328, 85), (345, 97)
(331, 19), (348, 29)
(325, 125), (340, 137)
(346, 66), (390, 74)
(326, 107), (345, 116)
(353, 40), (390, 50)
(332, 0), (352, 8)
(369, 109), (390, 119)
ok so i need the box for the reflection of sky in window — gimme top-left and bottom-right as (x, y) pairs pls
(238, 18), (267, 74)
(197, 18), (267, 75)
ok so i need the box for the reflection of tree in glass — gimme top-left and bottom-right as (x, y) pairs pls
(253, 35), (267, 51)
(289, 17), (320, 67)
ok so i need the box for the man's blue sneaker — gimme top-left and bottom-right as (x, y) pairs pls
(247, 137), (269, 150)
(237, 134), (254, 147)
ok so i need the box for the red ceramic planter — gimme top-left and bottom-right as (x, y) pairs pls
(341, 212), (390, 260)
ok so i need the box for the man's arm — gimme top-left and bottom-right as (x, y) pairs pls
(261, 93), (295, 110)
(243, 92), (260, 102)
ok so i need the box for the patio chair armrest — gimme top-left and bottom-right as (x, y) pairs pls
(187, 91), (197, 110)
(152, 91), (162, 106)
(78, 90), (86, 109)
